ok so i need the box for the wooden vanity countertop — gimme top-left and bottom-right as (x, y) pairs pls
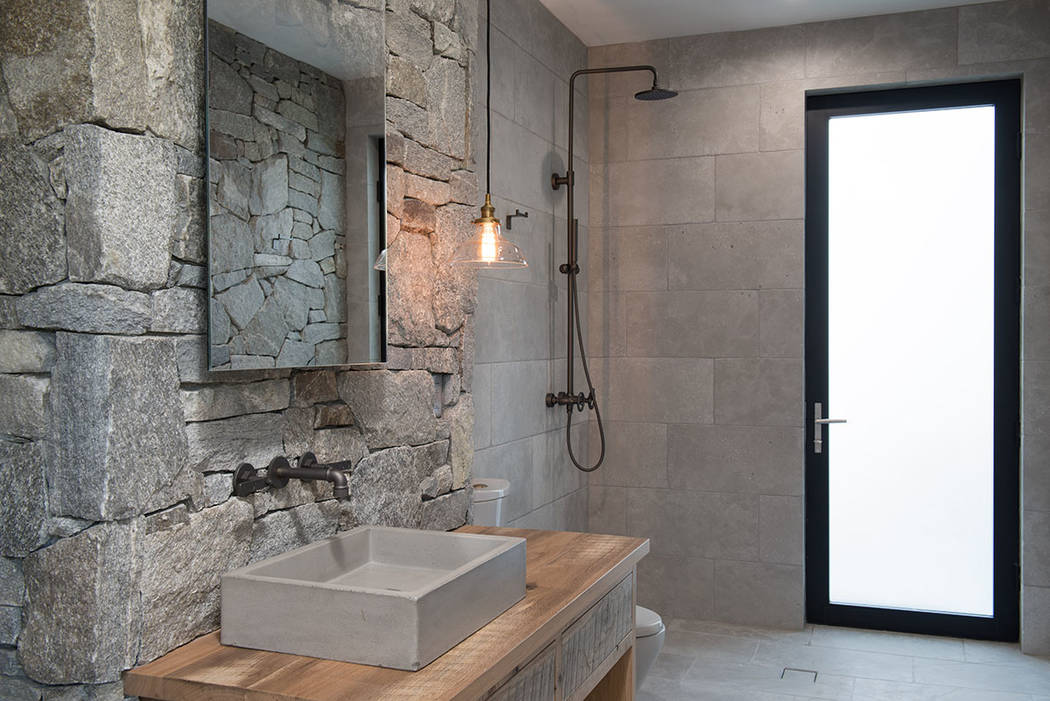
(123, 527), (649, 701)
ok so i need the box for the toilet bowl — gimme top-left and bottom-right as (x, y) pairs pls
(471, 478), (510, 526)
(634, 605), (665, 690)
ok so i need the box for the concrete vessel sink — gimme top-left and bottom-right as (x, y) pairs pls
(220, 526), (526, 670)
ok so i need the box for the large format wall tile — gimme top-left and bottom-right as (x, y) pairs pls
(554, 73), (589, 161)
(627, 487), (759, 561)
(586, 291), (627, 357)
(667, 424), (803, 495)
(474, 0), (591, 531)
(1024, 508), (1050, 587)
(1026, 209), (1050, 288)
(595, 356), (714, 423)
(624, 85), (760, 161)
(714, 358), (804, 427)
(959, 0), (1050, 65)
(592, 157), (715, 227)
(668, 25), (806, 91)
(551, 487), (588, 531)
(586, 420), (668, 488)
(667, 220), (804, 291)
(1028, 132), (1050, 215)
(532, 422), (587, 506)
(625, 290), (760, 358)
(1026, 285), (1050, 360)
(588, 93), (628, 164)
(1022, 585), (1050, 654)
(472, 363), (493, 449)
(759, 289), (804, 358)
(588, 39), (671, 99)
(491, 111), (560, 215)
(490, 360), (550, 444)
(588, 226), (667, 291)
(636, 554), (715, 620)
(588, 485), (627, 535)
(514, 44), (557, 142)
(759, 495), (804, 566)
(713, 560), (805, 629)
(803, 8), (958, 78)
(475, 279), (550, 363)
(715, 150), (804, 222)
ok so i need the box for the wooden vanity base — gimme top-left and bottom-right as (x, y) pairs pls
(125, 528), (649, 701)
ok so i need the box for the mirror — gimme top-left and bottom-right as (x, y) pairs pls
(205, 0), (386, 370)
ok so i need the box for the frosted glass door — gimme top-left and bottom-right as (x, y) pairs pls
(805, 80), (1020, 640)
(826, 106), (996, 616)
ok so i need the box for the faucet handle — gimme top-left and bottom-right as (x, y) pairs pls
(232, 463), (266, 497)
(264, 455), (290, 488)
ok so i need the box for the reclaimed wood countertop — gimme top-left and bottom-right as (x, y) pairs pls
(123, 527), (650, 701)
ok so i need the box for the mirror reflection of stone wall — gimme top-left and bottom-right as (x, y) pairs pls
(208, 21), (351, 369)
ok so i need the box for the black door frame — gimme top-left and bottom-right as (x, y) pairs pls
(804, 79), (1021, 641)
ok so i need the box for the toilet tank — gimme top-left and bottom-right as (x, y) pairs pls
(471, 478), (510, 526)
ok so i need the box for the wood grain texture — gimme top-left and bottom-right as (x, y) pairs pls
(582, 646), (634, 701)
(483, 643), (556, 701)
(124, 528), (649, 701)
(560, 575), (633, 698)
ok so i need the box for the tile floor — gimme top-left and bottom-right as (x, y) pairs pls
(640, 619), (1050, 700)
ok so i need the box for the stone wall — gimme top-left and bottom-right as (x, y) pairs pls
(586, 0), (1050, 650)
(208, 20), (350, 369)
(0, 0), (479, 697)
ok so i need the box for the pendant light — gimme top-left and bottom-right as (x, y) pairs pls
(450, 0), (527, 269)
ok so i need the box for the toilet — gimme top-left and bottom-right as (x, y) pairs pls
(469, 479), (665, 690)
(471, 478), (510, 526)
(633, 605), (665, 690)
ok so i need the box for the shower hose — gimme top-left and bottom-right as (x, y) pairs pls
(564, 268), (606, 473)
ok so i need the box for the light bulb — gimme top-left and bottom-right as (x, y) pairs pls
(479, 220), (499, 263)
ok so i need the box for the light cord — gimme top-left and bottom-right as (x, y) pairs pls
(485, 0), (491, 195)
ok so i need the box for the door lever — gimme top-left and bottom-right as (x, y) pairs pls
(814, 402), (846, 453)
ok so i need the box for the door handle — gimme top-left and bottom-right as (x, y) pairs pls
(814, 402), (846, 453)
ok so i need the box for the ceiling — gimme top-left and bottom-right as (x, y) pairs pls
(538, 0), (996, 46)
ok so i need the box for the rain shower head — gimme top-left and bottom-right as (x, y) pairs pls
(634, 85), (678, 101)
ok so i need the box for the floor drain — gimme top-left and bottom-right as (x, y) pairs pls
(781, 667), (818, 683)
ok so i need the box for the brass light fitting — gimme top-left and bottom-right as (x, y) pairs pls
(449, 0), (527, 269)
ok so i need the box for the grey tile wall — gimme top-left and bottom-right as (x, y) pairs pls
(586, 0), (1050, 649)
(472, 0), (590, 528)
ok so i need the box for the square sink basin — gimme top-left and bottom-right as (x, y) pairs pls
(221, 526), (526, 670)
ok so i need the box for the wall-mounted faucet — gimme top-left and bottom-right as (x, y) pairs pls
(232, 453), (349, 500)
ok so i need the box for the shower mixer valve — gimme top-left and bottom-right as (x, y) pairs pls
(545, 389), (595, 412)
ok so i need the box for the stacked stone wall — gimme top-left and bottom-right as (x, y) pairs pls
(0, 0), (479, 697)
(208, 20), (350, 369)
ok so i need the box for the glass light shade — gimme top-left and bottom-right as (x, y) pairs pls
(450, 195), (528, 268)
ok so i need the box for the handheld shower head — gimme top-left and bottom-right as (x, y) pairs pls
(634, 85), (678, 101)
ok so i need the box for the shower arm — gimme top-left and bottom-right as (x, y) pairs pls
(552, 65), (659, 192)
(548, 65), (661, 409)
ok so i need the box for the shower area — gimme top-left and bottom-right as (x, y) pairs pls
(472, 0), (805, 627)
(474, 0), (1049, 646)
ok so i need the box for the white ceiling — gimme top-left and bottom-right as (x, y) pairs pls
(538, 0), (996, 47)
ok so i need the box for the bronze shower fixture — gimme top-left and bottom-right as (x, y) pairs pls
(546, 65), (677, 473)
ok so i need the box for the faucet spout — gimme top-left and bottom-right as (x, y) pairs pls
(294, 452), (349, 500)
